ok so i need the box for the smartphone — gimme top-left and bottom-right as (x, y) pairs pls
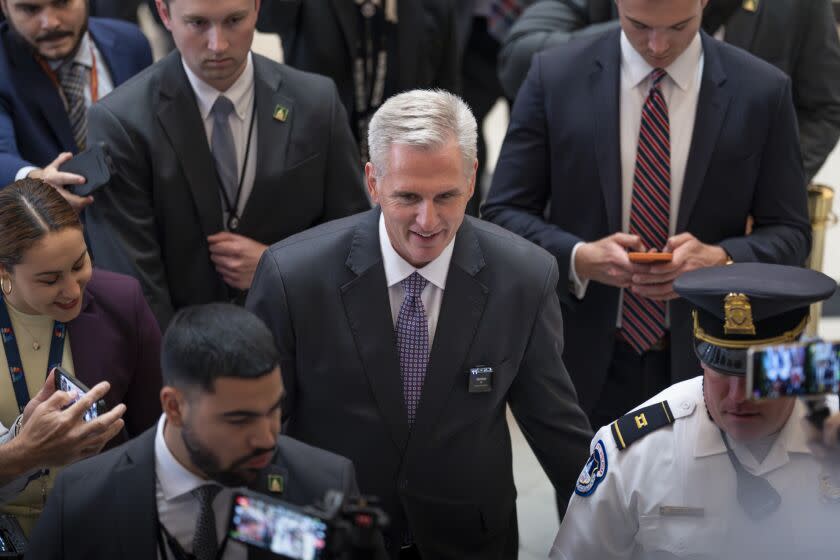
(53, 367), (107, 422)
(627, 252), (673, 263)
(229, 491), (329, 560)
(746, 341), (840, 399)
(58, 143), (112, 197)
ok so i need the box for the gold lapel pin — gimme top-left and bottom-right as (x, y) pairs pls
(267, 474), (284, 494)
(273, 104), (289, 122)
(743, 0), (758, 12)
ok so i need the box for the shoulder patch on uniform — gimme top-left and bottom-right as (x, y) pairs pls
(611, 401), (675, 451)
(575, 439), (608, 497)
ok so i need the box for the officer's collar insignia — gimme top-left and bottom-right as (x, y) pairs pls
(611, 401), (675, 451)
(723, 293), (756, 335)
(575, 440), (608, 497)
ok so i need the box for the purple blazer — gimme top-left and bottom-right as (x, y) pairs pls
(67, 268), (162, 443)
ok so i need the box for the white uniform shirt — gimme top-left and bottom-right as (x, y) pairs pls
(551, 377), (840, 559)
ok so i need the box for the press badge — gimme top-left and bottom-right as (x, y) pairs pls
(468, 365), (493, 393)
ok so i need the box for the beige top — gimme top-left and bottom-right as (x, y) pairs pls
(0, 301), (75, 533)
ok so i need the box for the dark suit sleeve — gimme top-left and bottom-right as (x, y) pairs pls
(718, 78), (812, 265)
(498, 0), (618, 99)
(322, 82), (370, 220)
(27, 470), (65, 560)
(123, 278), (163, 436)
(0, 97), (32, 186)
(507, 259), (593, 513)
(482, 54), (583, 284)
(246, 250), (298, 424)
(86, 102), (176, 328)
(791, 0), (840, 182)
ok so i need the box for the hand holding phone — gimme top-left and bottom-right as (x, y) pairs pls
(58, 143), (113, 197)
(54, 367), (107, 421)
(627, 252), (673, 264)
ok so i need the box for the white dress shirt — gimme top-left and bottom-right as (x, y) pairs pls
(379, 214), (455, 343)
(15, 32), (115, 180)
(183, 53), (258, 227)
(154, 415), (247, 560)
(569, 31), (704, 325)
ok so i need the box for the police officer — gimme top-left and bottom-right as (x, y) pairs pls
(551, 263), (839, 560)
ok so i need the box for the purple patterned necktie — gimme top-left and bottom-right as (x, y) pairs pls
(396, 272), (429, 425)
(621, 68), (670, 354)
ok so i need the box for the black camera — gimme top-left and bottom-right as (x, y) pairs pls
(0, 515), (26, 559)
(228, 489), (388, 560)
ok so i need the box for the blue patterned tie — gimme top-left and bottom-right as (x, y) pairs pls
(621, 68), (670, 354)
(57, 61), (88, 150)
(191, 484), (222, 560)
(396, 272), (429, 425)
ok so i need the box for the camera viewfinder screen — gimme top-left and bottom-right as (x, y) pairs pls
(229, 494), (328, 560)
(751, 342), (840, 399)
(58, 374), (100, 422)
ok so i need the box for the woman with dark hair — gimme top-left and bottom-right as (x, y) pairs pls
(0, 178), (162, 532)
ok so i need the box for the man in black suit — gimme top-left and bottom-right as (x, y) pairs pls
(29, 303), (360, 560)
(247, 89), (592, 559)
(497, 0), (840, 182)
(84, 0), (369, 328)
(482, 0), (811, 430)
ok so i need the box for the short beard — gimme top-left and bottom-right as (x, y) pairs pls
(6, 2), (89, 62)
(181, 422), (276, 487)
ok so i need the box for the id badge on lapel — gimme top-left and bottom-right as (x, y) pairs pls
(468, 365), (493, 393)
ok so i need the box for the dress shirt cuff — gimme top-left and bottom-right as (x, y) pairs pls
(569, 242), (590, 299)
(15, 166), (37, 181)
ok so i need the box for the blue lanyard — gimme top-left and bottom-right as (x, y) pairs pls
(0, 296), (66, 413)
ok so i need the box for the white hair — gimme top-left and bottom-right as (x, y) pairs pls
(367, 89), (478, 178)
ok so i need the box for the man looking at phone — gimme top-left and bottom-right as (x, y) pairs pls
(0, 370), (126, 503)
(550, 263), (839, 559)
(28, 303), (361, 560)
(0, 0), (153, 211)
(482, 0), (812, 431)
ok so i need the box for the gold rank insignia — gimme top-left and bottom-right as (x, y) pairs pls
(611, 401), (675, 451)
(743, 0), (758, 12)
(273, 104), (289, 122)
(267, 474), (284, 494)
(724, 293), (756, 335)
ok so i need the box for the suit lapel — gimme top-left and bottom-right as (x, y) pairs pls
(88, 20), (131, 86)
(330, 0), (358, 60)
(5, 31), (75, 151)
(590, 31), (623, 233)
(677, 34), (731, 233)
(340, 210), (410, 453)
(113, 428), (159, 559)
(156, 52), (225, 238)
(723, 1), (763, 52)
(237, 56), (293, 236)
(409, 219), (488, 446)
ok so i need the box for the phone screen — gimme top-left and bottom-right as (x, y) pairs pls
(57, 373), (100, 422)
(229, 493), (328, 560)
(748, 341), (840, 399)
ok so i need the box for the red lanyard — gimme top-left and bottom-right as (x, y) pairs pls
(37, 45), (99, 105)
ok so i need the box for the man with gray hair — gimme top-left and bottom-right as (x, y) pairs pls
(247, 89), (592, 559)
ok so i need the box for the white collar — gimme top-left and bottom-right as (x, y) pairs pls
(378, 213), (455, 290)
(182, 52), (255, 122)
(154, 414), (214, 502)
(620, 30), (702, 92)
(693, 398), (812, 475)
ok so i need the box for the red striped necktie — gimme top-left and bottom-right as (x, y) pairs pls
(621, 68), (670, 354)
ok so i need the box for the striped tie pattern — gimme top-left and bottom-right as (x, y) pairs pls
(621, 68), (670, 354)
(396, 272), (429, 425)
(57, 62), (88, 150)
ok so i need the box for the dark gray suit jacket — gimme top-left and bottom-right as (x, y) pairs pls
(27, 427), (359, 560)
(246, 209), (592, 559)
(85, 51), (370, 328)
(497, 0), (840, 181)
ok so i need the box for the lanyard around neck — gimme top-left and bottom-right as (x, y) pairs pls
(37, 44), (100, 105)
(0, 297), (66, 413)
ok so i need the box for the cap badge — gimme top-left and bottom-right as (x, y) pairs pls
(724, 293), (756, 335)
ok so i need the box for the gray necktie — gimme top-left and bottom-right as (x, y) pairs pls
(56, 61), (88, 150)
(210, 96), (239, 209)
(191, 484), (222, 560)
(395, 272), (429, 425)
